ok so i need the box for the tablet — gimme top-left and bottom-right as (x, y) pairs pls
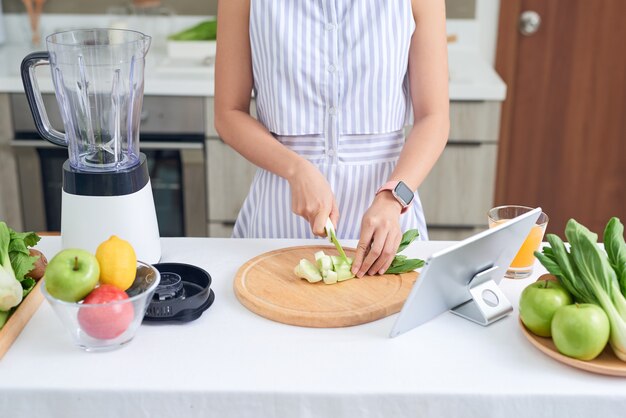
(390, 207), (542, 338)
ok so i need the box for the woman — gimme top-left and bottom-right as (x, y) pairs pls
(215, 0), (449, 278)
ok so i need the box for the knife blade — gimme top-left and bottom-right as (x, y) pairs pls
(325, 218), (350, 264)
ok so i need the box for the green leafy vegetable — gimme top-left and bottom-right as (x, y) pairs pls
(397, 229), (420, 253)
(168, 20), (217, 41)
(389, 255), (408, 268)
(8, 228), (40, 296)
(534, 218), (626, 361)
(604, 218), (626, 296)
(0, 222), (42, 328)
(0, 310), (9, 328)
(0, 222), (24, 323)
(385, 258), (425, 275)
(385, 229), (425, 275)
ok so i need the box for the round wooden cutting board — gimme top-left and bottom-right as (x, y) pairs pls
(519, 319), (626, 377)
(234, 245), (418, 328)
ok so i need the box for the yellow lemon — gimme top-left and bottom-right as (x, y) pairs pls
(95, 235), (137, 291)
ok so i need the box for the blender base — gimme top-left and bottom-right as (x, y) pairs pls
(61, 180), (161, 263)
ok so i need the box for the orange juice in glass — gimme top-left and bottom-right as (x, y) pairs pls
(488, 205), (549, 279)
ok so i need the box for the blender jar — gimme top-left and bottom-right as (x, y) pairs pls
(21, 29), (151, 172)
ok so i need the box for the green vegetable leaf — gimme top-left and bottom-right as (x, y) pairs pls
(6, 227), (41, 283)
(565, 219), (617, 296)
(0, 224), (9, 265)
(20, 277), (36, 297)
(390, 255), (408, 268)
(169, 20), (217, 41)
(9, 251), (38, 283)
(0, 309), (11, 329)
(546, 233), (584, 297)
(397, 229), (420, 253)
(9, 229), (40, 251)
(534, 249), (564, 277)
(604, 217), (626, 295)
(385, 258), (424, 275)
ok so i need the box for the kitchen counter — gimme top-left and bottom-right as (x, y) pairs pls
(0, 237), (624, 418)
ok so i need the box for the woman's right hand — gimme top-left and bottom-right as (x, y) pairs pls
(288, 159), (339, 237)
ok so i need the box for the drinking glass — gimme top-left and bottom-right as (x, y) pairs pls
(488, 205), (549, 279)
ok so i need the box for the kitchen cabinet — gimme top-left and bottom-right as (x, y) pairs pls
(418, 101), (500, 238)
(205, 98), (258, 236)
(0, 93), (22, 230)
(206, 138), (257, 224)
(205, 99), (502, 239)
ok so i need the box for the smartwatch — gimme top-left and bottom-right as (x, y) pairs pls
(376, 181), (414, 214)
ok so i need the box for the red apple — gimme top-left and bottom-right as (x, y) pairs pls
(78, 285), (134, 340)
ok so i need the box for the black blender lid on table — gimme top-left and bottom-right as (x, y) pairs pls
(141, 263), (215, 323)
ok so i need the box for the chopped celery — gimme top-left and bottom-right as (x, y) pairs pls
(336, 267), (355, 282)
(323, 270), (338, 285)
(298, 259), (322, 283)
(317, 255), (333, 277)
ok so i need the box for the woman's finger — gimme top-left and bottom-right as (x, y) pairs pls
(352, 222), (375, 275)
(367, 228), (396, 275)
(374, 229), (401, 275)
(311, 210), (329, 237)
(358, 228), (387, 278)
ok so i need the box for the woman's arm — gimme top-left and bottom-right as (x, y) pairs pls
(352, 0), (449, 276)
(214, 0), (339, 235)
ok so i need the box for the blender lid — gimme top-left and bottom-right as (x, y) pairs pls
(143, 263), (214, 323)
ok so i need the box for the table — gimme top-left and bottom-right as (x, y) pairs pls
(1, 238), (624, 418)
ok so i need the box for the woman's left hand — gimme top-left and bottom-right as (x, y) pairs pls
(352, 192), (403, 277)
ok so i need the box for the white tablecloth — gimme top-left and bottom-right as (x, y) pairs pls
(1, 238), (624, 418)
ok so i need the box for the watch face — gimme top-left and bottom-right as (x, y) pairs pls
(393, 182), (414, 206)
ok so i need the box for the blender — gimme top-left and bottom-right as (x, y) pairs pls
(21, 29), (161, 263)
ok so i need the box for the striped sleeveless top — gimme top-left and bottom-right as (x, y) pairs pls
(249, 0), (415, 135)
(233, 0), (428, 240)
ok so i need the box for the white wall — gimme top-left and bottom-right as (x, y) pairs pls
(476, 0), (501, 65)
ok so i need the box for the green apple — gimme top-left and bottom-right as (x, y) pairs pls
(551, 303), (610, 361)
(519, 279), (573, 337)
(45, 249), (100, 302)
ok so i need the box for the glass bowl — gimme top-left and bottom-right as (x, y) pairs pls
(41, 261), (160, 352)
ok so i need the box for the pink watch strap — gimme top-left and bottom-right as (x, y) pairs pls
(376, 181), (410, 214)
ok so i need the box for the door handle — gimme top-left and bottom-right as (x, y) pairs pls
(519, 10), (541, 36)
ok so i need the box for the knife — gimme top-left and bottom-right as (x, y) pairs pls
(325, 218), (350, 264)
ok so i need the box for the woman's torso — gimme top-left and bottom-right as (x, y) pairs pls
(249, 0), (415, 136)
(234, 0), (428, 240)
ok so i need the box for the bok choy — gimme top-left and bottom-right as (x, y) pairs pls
(0, 222), (23, 312)
(0, 221), (41, 328)
(535, 217), (626, 361)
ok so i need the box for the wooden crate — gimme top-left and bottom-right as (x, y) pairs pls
(0, 280), (44, 360)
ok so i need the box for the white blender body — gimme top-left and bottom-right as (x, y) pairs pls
(21, 29), (161, 263)
(61, 180), (160, 263)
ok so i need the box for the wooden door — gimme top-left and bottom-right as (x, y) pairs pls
(495, 0), (626, 235)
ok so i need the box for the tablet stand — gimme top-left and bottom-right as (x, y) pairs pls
(450, 265), (513, 326)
